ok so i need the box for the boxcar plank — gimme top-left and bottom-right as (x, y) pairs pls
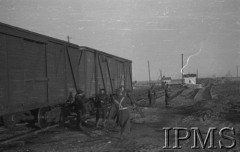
(66, 46), (81, 93)
(23, 39), (47, 106)
(6, 35), (26, 106)
(0, 34), (8, 115)
(47, 42), (66, 104)
(85, 51), (96, 96)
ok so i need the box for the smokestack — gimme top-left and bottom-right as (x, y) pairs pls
(196, 68), (198, 84)
(148, 60), (151, 86)
(181, 53), (184, 84)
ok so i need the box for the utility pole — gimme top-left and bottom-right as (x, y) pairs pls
(237, 65), (239, 92)
(160, 69), (162, 80)
(67, 36), (71, 43)
(196, 68), (198, 84)
(158, 69), (162, 85)
(148, 60), (151, 86)
(237, 65), (239, 81)
(181, 53), (184, 84)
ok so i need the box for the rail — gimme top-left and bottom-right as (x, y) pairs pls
(0, 87), (167, 145)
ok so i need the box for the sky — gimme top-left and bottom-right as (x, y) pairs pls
(0, 0), (239, 81)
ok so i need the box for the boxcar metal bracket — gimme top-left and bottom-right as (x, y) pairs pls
(98, 55), (106, 91)
(78, 50), (83, 66)
(66, 46), (78, 91)
(106, 58), (113, 92)
(129, 64), (133, 90)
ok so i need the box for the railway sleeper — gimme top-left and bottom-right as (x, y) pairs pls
(37, 106), (62, 129)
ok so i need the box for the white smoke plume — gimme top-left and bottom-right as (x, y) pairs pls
(181, 45), (203, 75)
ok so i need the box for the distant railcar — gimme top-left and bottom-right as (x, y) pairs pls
(0, 22), (132, 128)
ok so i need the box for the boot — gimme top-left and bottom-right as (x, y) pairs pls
(96, 120), (100, 128)
(102, 120), (106, 128)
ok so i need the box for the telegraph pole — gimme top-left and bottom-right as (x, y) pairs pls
(160, 69), (162, 80)
(237, 65), (239, 81)
(67, 35), (71, 43)
(181, 53), (184, 84)
(148, 60), (151, 86)
(158, 69), (163, 85)
(237, 65), (239, 92)
(196, 68), (199, 84)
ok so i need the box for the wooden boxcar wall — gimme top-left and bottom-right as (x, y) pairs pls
(0, 34), (50, 116)
(0, 23), (132, 117)
(0, 23), (78, 116)
(78, 47), (133, 95)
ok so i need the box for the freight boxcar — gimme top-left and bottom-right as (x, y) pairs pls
(0, 22), (132, 128)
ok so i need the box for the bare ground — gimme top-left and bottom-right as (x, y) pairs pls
(1, 83), (240, 152)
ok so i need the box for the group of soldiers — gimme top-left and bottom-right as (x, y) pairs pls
(71, 86), (136, 139)
(66, 83), (170, 139)
(148, 82), (170, 107)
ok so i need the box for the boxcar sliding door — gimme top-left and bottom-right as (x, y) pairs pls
(84, 51), (96, 97)
(3, 35), (48, 114)
(23, 38), (48, 109)
(47, 42), (67, 104)
(66, 46), (83, 95)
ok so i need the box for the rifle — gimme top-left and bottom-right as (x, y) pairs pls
(127, 91), (145, 118)
(132, 106), (145, 118)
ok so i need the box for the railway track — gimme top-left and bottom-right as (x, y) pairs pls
(0, 123), (61, 145)
(0, 88), (167, 146)
(133, 88), (165, 102)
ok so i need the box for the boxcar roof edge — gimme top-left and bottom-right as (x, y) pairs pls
(79, 46), (132, 63)
(0, 22), (78, 48)
(0, 22), (132, 63)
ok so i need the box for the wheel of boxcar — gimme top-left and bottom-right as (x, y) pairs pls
(59, 107), (68, 126)
(38, 107), (50, 128)
(3, 114), (17, 130)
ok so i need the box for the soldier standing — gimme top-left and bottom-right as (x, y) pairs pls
(95, 89), (109, 128)
(164, 83), (170, 107)
(148, 85), (156, 106)
(108, 88), (135, 139)
(74, 89), (89, 130)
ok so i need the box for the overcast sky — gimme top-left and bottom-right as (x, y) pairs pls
(0, 0), (239, 81)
